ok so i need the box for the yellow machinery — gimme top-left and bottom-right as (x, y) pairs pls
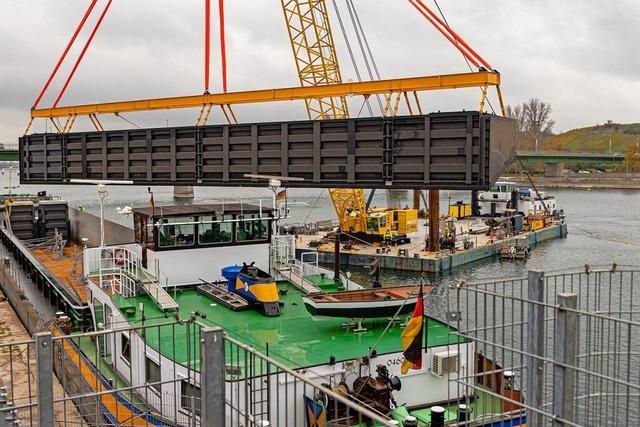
(449, 202), (472, 219)
(328, 188), (417, 242)
(281, 1), (420, 243)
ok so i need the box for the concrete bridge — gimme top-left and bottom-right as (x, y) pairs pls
(0, 145), (18, 162)
(515, 150), (624, 176)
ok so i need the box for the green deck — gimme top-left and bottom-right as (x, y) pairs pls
(304, 274), (343, 291)
(111, 281), (460, 371)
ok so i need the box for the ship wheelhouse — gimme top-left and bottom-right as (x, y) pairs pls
(131, 203), (274, 285)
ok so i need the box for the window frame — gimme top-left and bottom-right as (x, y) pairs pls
(180, 380), (202, 416)
(157, 216), (196, 248)
(235, 214), (270, 243)
(145, 355), (162, 393)
(197, 214), (234, 246)
(120, 333), (131, 365)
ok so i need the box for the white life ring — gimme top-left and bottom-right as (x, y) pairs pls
(114, 248), (127, 266)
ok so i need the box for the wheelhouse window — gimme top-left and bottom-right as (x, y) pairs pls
(158, 217), (195, 248)
(145, 356), (162, 392)
(236, 214), (269, 242)
(198, 214), (233, 245)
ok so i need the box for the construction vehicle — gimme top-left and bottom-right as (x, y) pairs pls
(329, 188), (417, 244)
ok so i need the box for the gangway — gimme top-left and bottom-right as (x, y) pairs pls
(277, 265), (323, 295)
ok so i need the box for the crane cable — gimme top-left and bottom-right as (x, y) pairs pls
(431, 0), (496, 114)
(32, 0), (98, 109)
(52, 0), (114, 108)
(344, 0), (385, 114)
(330, 0), (374, 117)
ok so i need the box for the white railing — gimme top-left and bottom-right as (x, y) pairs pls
(291, 252), (320, 278)
(83, 246), (140, 282)
(82, 246), (178, 309)
(271, 234), (296, 269)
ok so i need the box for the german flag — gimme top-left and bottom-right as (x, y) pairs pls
(148, 187), (155, 215)
(276, 189), (287, 202)
(400, 285), (424, 374)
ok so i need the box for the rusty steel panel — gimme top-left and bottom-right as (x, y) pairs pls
(19, 111), (516, 189)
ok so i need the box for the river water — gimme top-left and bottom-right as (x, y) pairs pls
(5, 172), (639, 285)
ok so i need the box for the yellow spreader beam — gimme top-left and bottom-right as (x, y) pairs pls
(31, 70), (500, 119)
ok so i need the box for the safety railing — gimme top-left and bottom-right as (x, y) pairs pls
(82, 246), (178, 310)
(0, 321), (395, 426)
(444, 264), (640, 427)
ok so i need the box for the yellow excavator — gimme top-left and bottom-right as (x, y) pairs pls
(329, 188), (417, 244)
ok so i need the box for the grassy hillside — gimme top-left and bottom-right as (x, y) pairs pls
(541, 123), (640, 153)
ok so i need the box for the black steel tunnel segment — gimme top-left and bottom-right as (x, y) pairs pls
(19, 111), (516, 190)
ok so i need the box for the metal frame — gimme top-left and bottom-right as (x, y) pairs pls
(29, 71), (499, 122)
(0, 322), (395, 426)
(444, 264), (640, 427)
(281, 0), (349, 120)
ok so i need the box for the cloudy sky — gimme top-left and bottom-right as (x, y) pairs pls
(1, 0), (639, 144)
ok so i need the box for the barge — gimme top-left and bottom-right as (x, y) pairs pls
(0, 198), (527, 426)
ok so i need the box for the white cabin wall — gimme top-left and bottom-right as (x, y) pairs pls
(146, 243), (270, 285)
(371, 343), (474, 407)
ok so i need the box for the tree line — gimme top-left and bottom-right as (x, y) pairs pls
(506, 98), (555, 151)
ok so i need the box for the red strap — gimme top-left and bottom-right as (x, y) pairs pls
(32, 0), (98, 109)
(205, 0), (211, 92)
(219, 0), (227, 92)
(409, 0), (492, 70)
(52, 0), (113, 108)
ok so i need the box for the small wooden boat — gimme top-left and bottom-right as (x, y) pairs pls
(500, 236), (531, 260)
(302, 285), (431, 318)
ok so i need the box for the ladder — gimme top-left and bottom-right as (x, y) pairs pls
(138, 270), (179, 312)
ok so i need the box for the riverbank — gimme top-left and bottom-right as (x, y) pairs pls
(513, 173), (640, 190)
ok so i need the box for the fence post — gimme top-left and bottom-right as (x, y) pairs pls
(527, 270), (545, 427)
(201, 326), (225, 427)
(35, 332), (53, 426)
(553, 293), (578, 427)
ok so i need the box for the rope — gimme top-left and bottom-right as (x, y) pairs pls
(204, 0), (211, 92)
(32, 0), (98, 109)
(572, 225), (640, 249)
(114, 113), (140, 128)
(514, 153), (548, 212)
(431, 0), (496, 114)
(301, 189), (325, 225)
(218, 0), (228, 92)
(340, 230), (378, 248)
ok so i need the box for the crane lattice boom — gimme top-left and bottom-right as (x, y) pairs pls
(281, 0), (349, 120)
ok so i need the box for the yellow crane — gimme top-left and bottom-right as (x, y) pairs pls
(279, 0), (420, 243)
(26, 1), (505, 248)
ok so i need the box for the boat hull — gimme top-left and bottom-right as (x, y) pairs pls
(303, 296), (418, 318)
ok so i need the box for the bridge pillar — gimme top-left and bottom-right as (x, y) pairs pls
(544, 163), (565, 178)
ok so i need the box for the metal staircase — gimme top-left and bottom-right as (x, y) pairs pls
(137, 267), (179, 311)
(83, 246), (179, 311)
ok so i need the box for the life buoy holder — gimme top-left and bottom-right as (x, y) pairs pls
(114, 248), (127, 266)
